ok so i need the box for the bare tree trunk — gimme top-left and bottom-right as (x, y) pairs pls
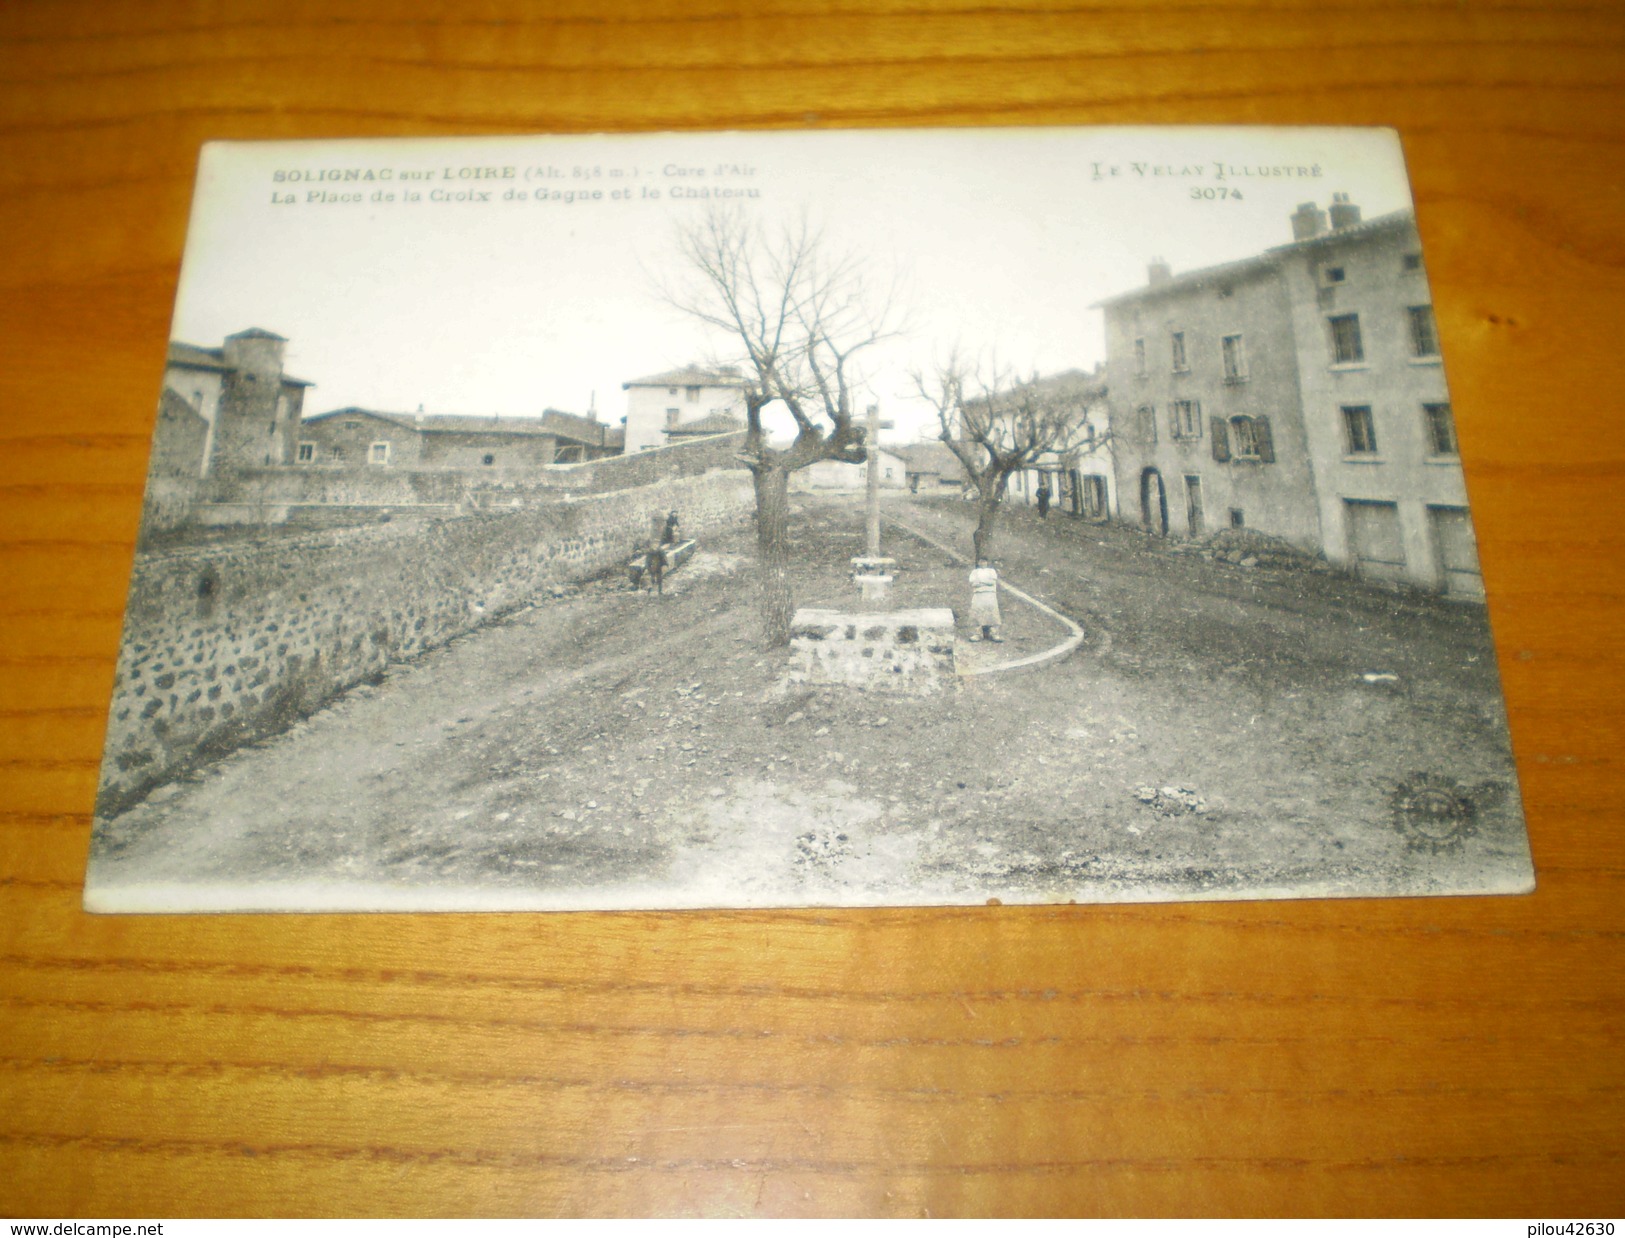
(753, 465), (794, 646)
(971, 470), (1008, 563)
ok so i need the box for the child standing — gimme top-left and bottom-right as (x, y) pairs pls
(968, 557), (1002, 643)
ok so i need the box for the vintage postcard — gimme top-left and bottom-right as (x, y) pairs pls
(84, 127), (1534, 912)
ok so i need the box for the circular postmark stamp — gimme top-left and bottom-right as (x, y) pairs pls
(1389, 772), (1501, 854)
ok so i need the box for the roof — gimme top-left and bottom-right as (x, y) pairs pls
(1093, 209), (1415, 310)
(226, 327), (287, 341)
(166, 342), (232, 373)
(539, 409), (607, 446)
(895, 442), (967, 476)
(303, 408), (563, 438)
(623, 365), (753, 390)
(164, 339), (313, 386)
(663, 412), (746, 437)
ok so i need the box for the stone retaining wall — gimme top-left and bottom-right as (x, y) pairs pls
(98, 469), (753, 816)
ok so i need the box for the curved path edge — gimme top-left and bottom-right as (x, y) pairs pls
(884, 513), (1085, 677)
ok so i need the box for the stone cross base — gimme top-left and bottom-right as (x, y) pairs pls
(850, 556), (898, 610)
(850, 556), (898, 577)
(788, 607), (957, 694)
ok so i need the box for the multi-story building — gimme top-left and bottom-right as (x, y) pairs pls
(1099, 197), (1480, 598)
(621, 365), (752, 453)
(159, 328), (313, 476)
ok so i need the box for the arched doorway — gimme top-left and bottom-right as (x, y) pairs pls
(1140, 467), (1168, 536)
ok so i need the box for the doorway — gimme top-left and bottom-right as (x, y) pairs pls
(1183, 474), (1204, 537)
(1140, 468), (1168, 536)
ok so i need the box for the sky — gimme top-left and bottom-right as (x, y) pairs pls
(172, 127), (1417, 443)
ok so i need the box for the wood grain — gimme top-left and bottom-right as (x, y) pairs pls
(2, 0), (1622, 1217)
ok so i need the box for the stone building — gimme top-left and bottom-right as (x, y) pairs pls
(622, 365), (752, 453)
(999, 368), (1116, 521)
(1098, 197), (1479, 597)
(160, 328), (313, 476)
(798, 448), (908, 490)
(895, 443), (969, 494)
(295, 408), (614, 471)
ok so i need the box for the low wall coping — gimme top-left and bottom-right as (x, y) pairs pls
(792, 607), (954, 634)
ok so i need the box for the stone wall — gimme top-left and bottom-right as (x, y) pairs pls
(209, 466), (469, 507)
(195, 429), (748, 513)
(788, 607), (958, 694)
(139, 475), (205, 534)
(98, 469), (754, 817)
(515, 430), (748, 493)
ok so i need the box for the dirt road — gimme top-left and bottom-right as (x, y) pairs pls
(87, 493), (1531, 910)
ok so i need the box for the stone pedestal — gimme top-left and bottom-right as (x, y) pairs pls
(788, 607), (957, 693)
(850, 556), (897, 577)
(850, 556), (897, 610)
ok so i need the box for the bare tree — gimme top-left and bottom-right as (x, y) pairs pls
(663, 209), (900, 645)
(914, 353), (1102, 562)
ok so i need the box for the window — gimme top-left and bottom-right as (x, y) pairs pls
(1230, 416), (1260, 458)
(369, 441), (391, 466)
(1323, 266), (1346, 284)
(1424, 402), (1458, 456)
(1136, 404), (1158, 445)
(1408, 305), (1439, 357)
(667, 387), (679, 395)
(296, 442), (315, 463)
(1329, 313), (1364, 364)
(1169, 398), (1201, 440)
(665, 408), (680, 428)
(1221, 333), (1247, 382)
(686, 386), (702, 402)
(1170, 332), (1188, 372)
(481, 453), (496, 466)
(1229, 508), (1245, 528)
(1403, 253), (1423, 271)
(1133, 337), (1146, 377)
(1342, 405), (1378, 455)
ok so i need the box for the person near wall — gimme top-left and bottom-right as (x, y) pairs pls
(967, 558), (1003, 643)
(1036, 481), (1051, 519)
(662, 510), (681, 545)
(627, 539), (647, 591)
(644, 513), (667, 595)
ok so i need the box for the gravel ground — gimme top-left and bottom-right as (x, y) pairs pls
(87, 491), (1533, 911)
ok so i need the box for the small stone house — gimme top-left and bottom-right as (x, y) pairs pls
(295, 408), (613, 472)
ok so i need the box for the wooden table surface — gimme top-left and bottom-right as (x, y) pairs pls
(3, 0), (1622, 1218)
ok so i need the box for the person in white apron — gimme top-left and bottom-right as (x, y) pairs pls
(968, 558), (1002, 643)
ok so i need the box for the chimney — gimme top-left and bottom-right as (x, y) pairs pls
(1290, 201), (1327, 241)
(1147, 257), (1172, 285)
(1328, 192), (1362, 230)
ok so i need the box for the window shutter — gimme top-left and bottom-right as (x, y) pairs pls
(1210, 417), (1231, 462)
(1255, 416), (1275, 463)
